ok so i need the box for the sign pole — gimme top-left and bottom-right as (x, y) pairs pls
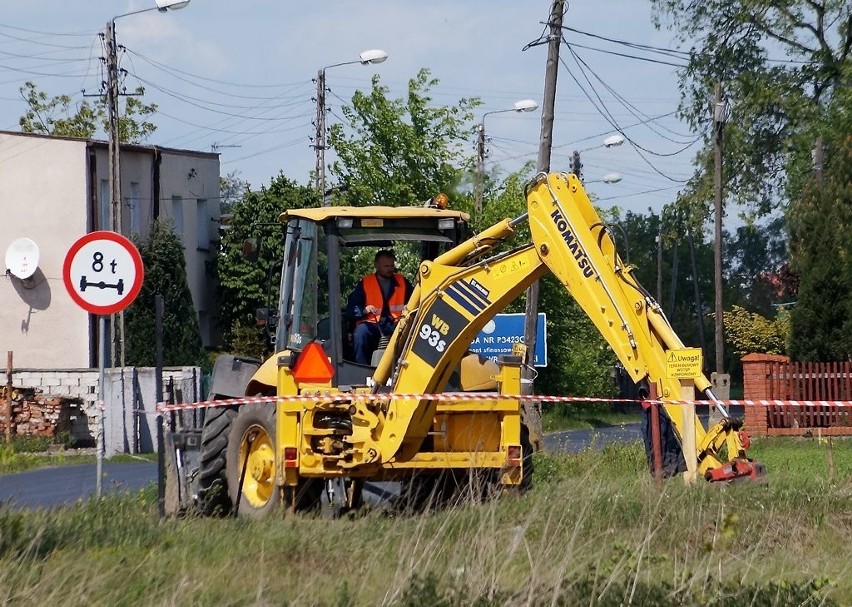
(63, 231), (144, 500)
(97, 316), (106, 498)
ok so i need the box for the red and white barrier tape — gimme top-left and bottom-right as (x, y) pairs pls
(154, 393), (852, 414)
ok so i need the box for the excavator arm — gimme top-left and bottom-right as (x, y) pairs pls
(358, 172), (760, 481)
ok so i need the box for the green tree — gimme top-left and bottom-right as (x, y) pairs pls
(327, 68), (480, 206)
(787, 100), (852, 361)
(216, 173), (319, 354)
(650, 0), (851, 215)
(536, 273), (617, 399)
(125, 219), (206, 368)
(18, 81), (157, 143)
(219, 171), (250, 215)
(724, 305), (790, 355)
(724, 217), (790, 316)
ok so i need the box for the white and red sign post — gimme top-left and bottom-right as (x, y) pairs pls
(63, 231), (144, 497)
(63, 231), (144, 315)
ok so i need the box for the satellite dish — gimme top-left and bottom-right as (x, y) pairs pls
(5, 238), (40, 280)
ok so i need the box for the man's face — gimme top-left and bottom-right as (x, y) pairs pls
(375, 256), (396, 279)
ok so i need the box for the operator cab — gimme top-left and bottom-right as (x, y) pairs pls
(272, 203), (470, 387)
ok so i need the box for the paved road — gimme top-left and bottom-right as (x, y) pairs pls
(0, 461), (157, 509)
(543, 423), (643, 453)
(0, 425), (644, 509)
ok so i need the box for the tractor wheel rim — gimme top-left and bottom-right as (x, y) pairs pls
(241, 424), (275, 508)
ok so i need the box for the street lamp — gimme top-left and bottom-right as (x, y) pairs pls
(475, 98), (538, 215)
(314, 49), (388, 203)
(104, 0), (189, 367)
(585, 172), (622, 184)
(571, 134), (624, 181)
(106, 0), (191, 238)
(100, 0), (190, 499)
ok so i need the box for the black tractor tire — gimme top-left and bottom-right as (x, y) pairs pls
(197, 405), (238, 516)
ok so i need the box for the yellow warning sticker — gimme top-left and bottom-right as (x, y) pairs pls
(665, 348), (703, 379)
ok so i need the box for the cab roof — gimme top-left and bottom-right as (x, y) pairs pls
(279, 206), (470, 223)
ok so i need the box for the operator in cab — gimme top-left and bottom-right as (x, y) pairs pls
(346, 249), (414, 365)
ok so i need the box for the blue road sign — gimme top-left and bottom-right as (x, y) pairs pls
(467, 313), (547, 367)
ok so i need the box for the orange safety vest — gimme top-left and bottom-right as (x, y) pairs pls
(360, 273), (407, 324)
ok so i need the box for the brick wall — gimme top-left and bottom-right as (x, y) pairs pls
(741, 353), (851, 437)
(742, 353), (790, 437)
(3, 367), (203, 452)
(0, 388), (91, 442)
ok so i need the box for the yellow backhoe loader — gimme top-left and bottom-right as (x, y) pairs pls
(180, 171), (762, 518)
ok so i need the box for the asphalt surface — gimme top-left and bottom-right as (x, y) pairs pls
(543, 423), (642, 453)
(0, 425), (644, 509)
(0, 461), (158, 509)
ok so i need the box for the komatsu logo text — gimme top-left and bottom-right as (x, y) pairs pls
(550, 209), (594, 278)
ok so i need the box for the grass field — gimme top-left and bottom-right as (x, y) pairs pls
(0, 437), (849, 606)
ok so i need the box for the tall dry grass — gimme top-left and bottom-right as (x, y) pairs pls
(0, 437), (849, 606)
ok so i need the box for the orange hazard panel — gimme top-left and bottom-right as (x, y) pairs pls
(292, 342), (335, 384)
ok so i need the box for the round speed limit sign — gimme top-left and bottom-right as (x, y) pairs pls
(63, 231), (144, 315)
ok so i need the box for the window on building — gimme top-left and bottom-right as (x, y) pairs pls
(196, 199), (208, 250)
(129, 181), (142, 236)
(171, 195), (184, 240)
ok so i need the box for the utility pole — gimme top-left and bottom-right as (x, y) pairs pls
(712, 83), (725, 377)
(314, 68), (327, 203)
(312, 51), (388, 206)
(523, 0), (564, 397)
(475, 123), (486, 216)
(105, 19), (124, 368)
(105, 21), (122, 237)
(656, 221), (663, 303)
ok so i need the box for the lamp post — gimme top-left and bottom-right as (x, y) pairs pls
(105, 0), (190, 369)
(100, 0), (189, 498)
(475, 99), (538, 216)
(570, 134), (624, 182)
(314, 49), (388, 204)
(106, 0), (190, 237)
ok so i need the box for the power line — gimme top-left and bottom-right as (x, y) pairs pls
(0, 23), (93, 37)
(566, 43), (700, 144)
(0, 29), (91, 49)
(560, 25), (690, 58)
(563, 40), (688, 68)
(128, 71), (310, 118)
(560, 24), (814, 65)
(557, 52), (691, 183)
(153, 108), (313, 137)
(126, 48), (311, 98)
(595, 185), (681, 202)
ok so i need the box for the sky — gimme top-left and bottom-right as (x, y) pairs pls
(0, 1), (707, 217)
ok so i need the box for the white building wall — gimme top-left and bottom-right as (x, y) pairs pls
(1, 132), (220, 369)
(158, 151), (220, 347)
(0, 133), (92, 368)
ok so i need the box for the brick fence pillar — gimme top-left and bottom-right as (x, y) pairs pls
(741, 353), (790, 436)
